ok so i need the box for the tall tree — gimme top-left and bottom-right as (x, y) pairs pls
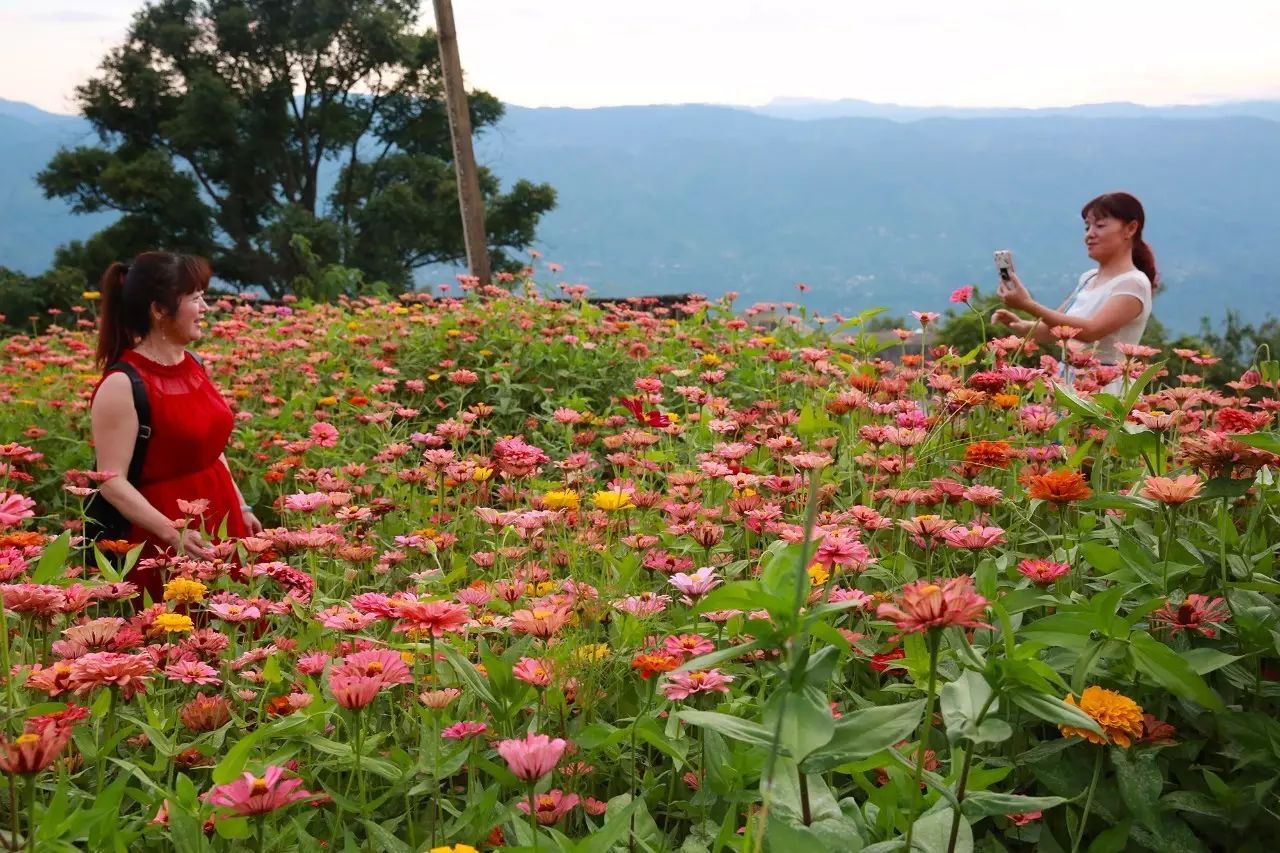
(38, 0), (555, 297)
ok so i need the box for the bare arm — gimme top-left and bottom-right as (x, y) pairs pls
(91, 373), (212, 556)
(998, 273), (1143, 344)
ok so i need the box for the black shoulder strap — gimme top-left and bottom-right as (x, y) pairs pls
(106, 361), (151, 483)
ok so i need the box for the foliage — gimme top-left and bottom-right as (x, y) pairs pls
(2, 271), (1280, 851)
(35, 0), (556, 298)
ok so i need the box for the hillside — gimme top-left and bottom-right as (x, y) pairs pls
(3, 97), (1279, 329)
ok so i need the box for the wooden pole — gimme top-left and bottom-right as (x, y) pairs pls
(432, 0), (492, 285)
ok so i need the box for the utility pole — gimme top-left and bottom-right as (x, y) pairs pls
(432, 0), (492, 285)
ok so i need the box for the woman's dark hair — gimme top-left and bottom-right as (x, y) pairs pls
(96, 252), (212, 368)
(1081, 191), (1158, 290)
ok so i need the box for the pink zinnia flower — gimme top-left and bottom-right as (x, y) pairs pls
(67, 651), (154, 699)
(0, 583), (65, 617)
(1017, 559), (1071, 585)
(392, 599), (469, 636)
(1150, 594), (1229, 638)
(613, 592), (672, 618)
(497, 732), (568, 782)
(0, 725), (72, 774)
(164, 659), (221, 686)
(329, 675), (382, 710)
(0, 491), (36, 528)
(510, 606), (572, 639)
(940, 525), (1007, 550)
(950, 286), (975, 304)
(662, 634), (715, 660)
(669, 568), (719, 601)
(876, 576), (991, 636)
(441, 721), (488, 740)
(206, 765), (315, 816)
(815, 531), (874, 570)
(518, 789), (581, 825)
(512, 656), (554, 688)
(315, 606), (378, 631)
(331, 649), (413, 686)
(660, 668), (734, 701)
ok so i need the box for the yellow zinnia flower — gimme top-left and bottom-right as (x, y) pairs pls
(471, 466), (494, 482)
(542, 489), (580, 511)
(153, 613), (195, 634)
(592, 490), (634, 512)
(1059, 686), (1143, 747)
(807, 563), (830, 587)
(163, 577), (207, 605)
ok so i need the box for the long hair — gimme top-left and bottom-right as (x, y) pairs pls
(1080, 192), (1158, 290)
(96, 252), (212, 368)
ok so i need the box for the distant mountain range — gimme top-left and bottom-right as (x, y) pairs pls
(3, 96), (1279, 331)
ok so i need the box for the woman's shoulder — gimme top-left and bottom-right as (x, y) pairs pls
(1078, 268), (1101, 286)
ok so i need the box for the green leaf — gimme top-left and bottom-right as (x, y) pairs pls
(1201, 476), (1254, 499)
(1019, 613), (1097, 651)
(1009, 691), (1103, 736)
(961, 791), (1066, 820)
(675, 636), (768, 673)
(361, 820), (411, 853)
(766, 685), (835, 762)
(1130, 632), (1224, 710)
(214, 817), (251, 840)
(31, 530), (71, 583)
(802, 700), (925, 773)
(211, 725), (267, 785)
(1235, 432), (1280, 455)
(677, 710), (776, 749)
(909, 806), (972, 853)
(940, 670), (1001, 744)
(1179, 648), (1243, 675)
(1056, 384), (1112, 422)
(574, 797), (641, 853)
(1111, 749), (1163, 834)
(438, 642), (497, 706)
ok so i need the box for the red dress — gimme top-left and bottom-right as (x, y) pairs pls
(92, 349), (247, 598)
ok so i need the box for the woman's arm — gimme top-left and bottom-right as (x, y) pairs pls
(91, 374), (213, 557)
(998, 273), (1143, 344)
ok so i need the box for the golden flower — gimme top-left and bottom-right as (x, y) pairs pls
(472, 467), (494, 482)
(430, 845), (479, 853)
(574, 643), (610, 663)
(1059, 686), (1143, 747)
(592, 490), (634, 512)
(542, 489), (580, 511)
(701, 353), (722, 366)
(317, 396), (337, 406)
(153, 613), (195, 634)
(992, 393), (1021, 409)
(163, 578), (207, 605)
(806, 562), (830, 587)
(82, 290), (101, 301)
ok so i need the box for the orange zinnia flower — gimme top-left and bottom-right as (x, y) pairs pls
(1059, 686), (1143, 747)
(1027, 469), (1092, 503)
(963, 440), (1013, 469)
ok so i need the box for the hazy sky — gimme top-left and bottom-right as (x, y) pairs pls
(2, 0), (1278, 115)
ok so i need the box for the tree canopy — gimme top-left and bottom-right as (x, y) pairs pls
(38, 0), (556, 297)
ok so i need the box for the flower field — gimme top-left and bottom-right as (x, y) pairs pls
(2, 280), (1280, 852)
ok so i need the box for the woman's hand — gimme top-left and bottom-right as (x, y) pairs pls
(990, 308), (1021, 327)
(242, 510), (264, 536)
(166, 526), (214, 560)
(997, 272), (1036, 312)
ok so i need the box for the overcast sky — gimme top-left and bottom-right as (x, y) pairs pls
(2, 0), (1278, 115)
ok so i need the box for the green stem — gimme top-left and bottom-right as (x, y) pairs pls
(903, 633), (941, 853)
(1070, 747), (1104, 853)
(1160, 507), (1177, 595)
(528, 784), (541, 853)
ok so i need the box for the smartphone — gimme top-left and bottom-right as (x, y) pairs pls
(993, 249), (1014, 282)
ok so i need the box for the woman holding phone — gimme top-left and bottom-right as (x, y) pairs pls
(991, 191), (1156, 386)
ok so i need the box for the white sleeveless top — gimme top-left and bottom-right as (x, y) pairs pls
(1063, 268), (1153, 365)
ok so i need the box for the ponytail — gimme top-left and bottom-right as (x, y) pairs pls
(1132, 239), (1158, 292)
(95, 262), (130, 369)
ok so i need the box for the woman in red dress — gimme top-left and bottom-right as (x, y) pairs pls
(90, 252), (262, 599)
